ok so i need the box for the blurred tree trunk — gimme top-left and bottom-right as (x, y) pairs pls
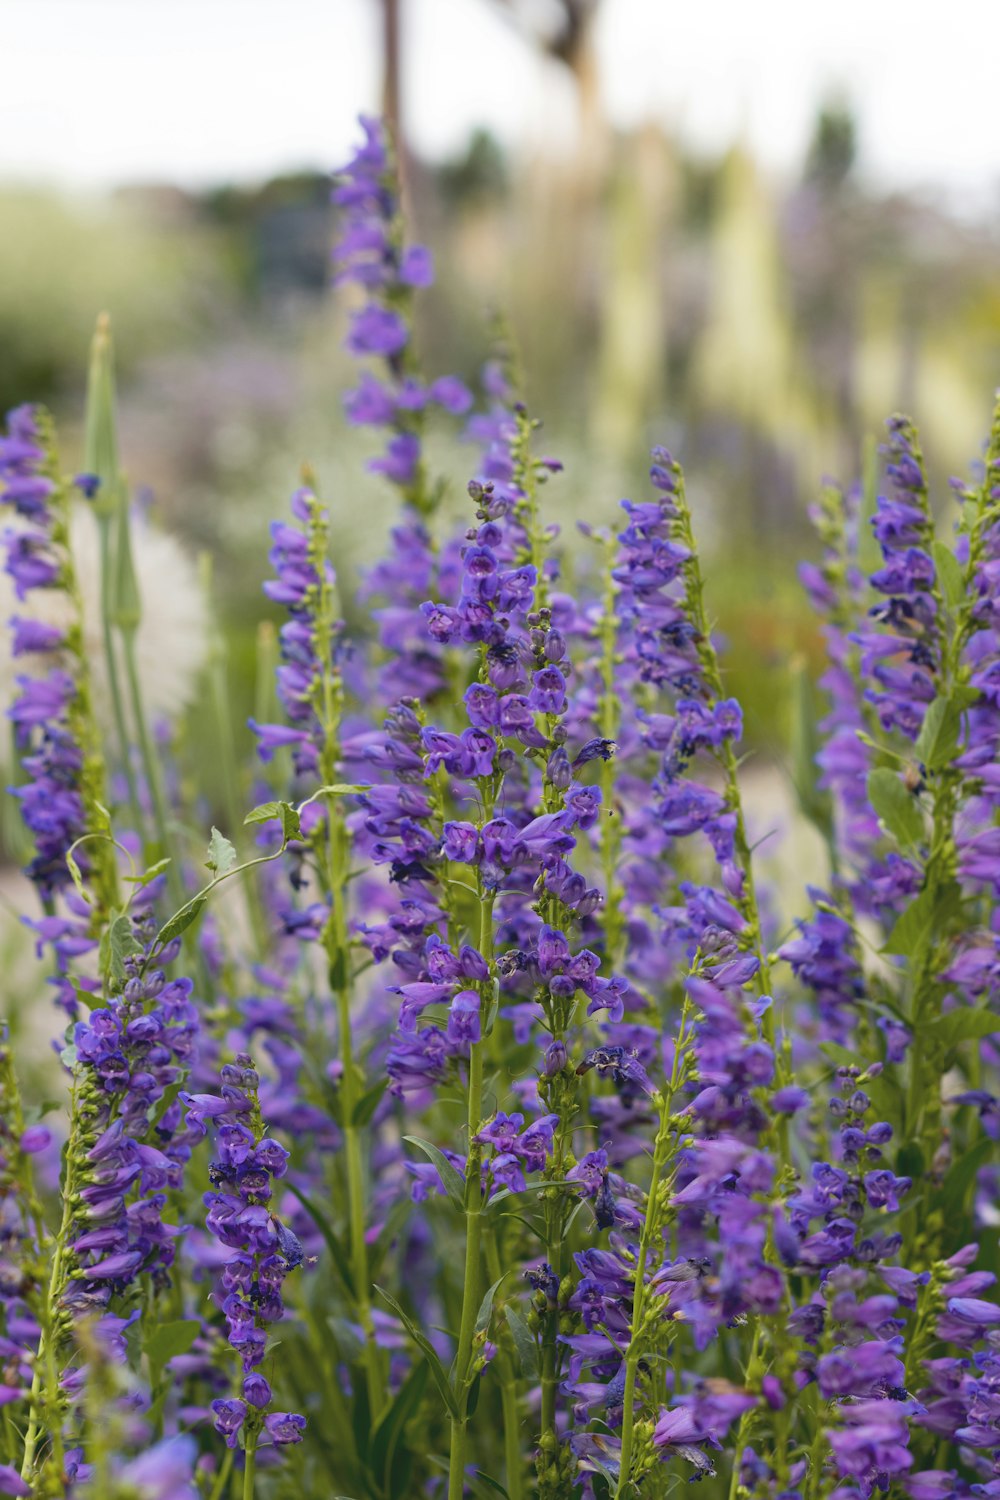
(592, 126), (674, 472)
(381, 0), (401, 143)
(380, 0), (410, 212)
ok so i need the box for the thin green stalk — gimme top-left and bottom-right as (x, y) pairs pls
(242, 1435), (257, 1500)
(597, 545), (625, 967)
(96, 512), (141, 829)
(208, 623), (266, 960)
(208, 1446), (234, 1500)
(614, 1002), (692, 1498)
(20, 1076), (87, 1484)
(305, 482), (384, 1423)
(447, 878), (494, 1500)
(484, 1238), (525, 1500)
(121, 631), (180, 889)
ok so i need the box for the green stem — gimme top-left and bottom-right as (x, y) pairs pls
(210, 635), (266, 960)
(97, 514), (141, 828)
(484, 1238), (525, 1500)
(597, 547), (625, 968)
(614, 1003), (691, 1498)
(208, 1445), (234, 1500)
(120, 630), (180, 888)
(20, 1076), (85, 1485)
(242, 1435), (257, 1500)
(326, 777), (383, 1419)
(447, 881), (494, 1500)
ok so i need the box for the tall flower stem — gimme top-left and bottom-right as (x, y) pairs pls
(85, 316), (142, 831)
(447, 867), (495, 1500)
(20, 1075), (93, 1486)
(242, 1432), (257, 1500)
(307, 486), (385, 1423)
(121, 628), (185, 910)
(596, 544), (625, 967)
(483, 1236), (524, 1500)
(614, 1000), (693, 1498)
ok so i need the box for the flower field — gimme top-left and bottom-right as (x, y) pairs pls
(2, 114), (1000, 1500)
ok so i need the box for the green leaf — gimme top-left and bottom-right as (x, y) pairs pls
(71, 979), (103, 1012)
(369, 1195), (413, 1281)
(881, 888), (933, 959)
(65, 848), (91, 906)
(370, 1360), (427, 1494)
(157, 896), (207, 948)
(245, 800), (282, 825)
(280, 802), (303, 842)
(936, 1134), (994, 1223)
(375, 1286), (459, 1418)
(504, 1305), (539, 1377)
(284, 1183), (355, 1298)
(866, 768), (924, 848)
(927, 1007), (1000, 1050)
(473, 1473), (510, 1500)
(932, 541), (965, 607)
(204, 825), (237, 876)
(474, 1275), (507, 1340)
(124, 857), (172, 888)
(789, 655), (833, 843)
(403, 1136), (466, 1212)
(103, 911), (142, 985)
(244, 799), (303, 842)
(882, 879), (963, 960)
(353, 1077), (389, 1126)
(915, 694), (968, 770)
(146, 1080), (183, 1134)
(143, 1318), (200, 1376)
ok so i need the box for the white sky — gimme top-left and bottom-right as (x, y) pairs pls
(1, 0), (998, 205)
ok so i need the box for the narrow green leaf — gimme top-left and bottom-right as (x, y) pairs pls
(369, 1195), (413, 1281)
(927, 1007), (1000, 1050)
(157, 896), (207, 948)
(370, 1359), (427, 1492)
(244, 800), (282, 825)
(105, 911), (142, 985)
(504, 1305), (539, 1377)
(473, 1473), (510, 1500)
(936, 1135), (993, 1223)
(280, 802), (303, 842)
(474, 1275), (507, 1340)
(205, 825), (237, 876)
(866, 768), (924, 848)
(353, 1077), (389, 1126)
(285, 1183), (354, 1298)
(403, 1136), (466, 1212)
(881, 888), (934, 959)
(931, 541), (964, 607)
(915, 694), (970, 770)
(143, 1318), (200, 1374)
(375, 1286), (459, 1418)
(789, 655), (833, 842)
(884, 876), (963, 961)
(65, 849), (90, 906)
(124, 857), (172, 888)
(146, 1080), (183, 1134)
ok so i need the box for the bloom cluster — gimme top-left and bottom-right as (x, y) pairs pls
(3, 114), (1000, 1500)
(187, 1057), (306, 1457)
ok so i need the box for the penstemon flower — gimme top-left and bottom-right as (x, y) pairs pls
(6, 110), (1000, 1500)
(185, 1056), (305, 1472)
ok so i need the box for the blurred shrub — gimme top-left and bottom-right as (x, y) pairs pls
(0, 188), (231, 411)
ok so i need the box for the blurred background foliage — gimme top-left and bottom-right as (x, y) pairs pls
(1, 0), (998, 790)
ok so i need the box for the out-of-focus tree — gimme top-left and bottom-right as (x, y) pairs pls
(488, 0), (605, 181)
(805, 100), (857, 191)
